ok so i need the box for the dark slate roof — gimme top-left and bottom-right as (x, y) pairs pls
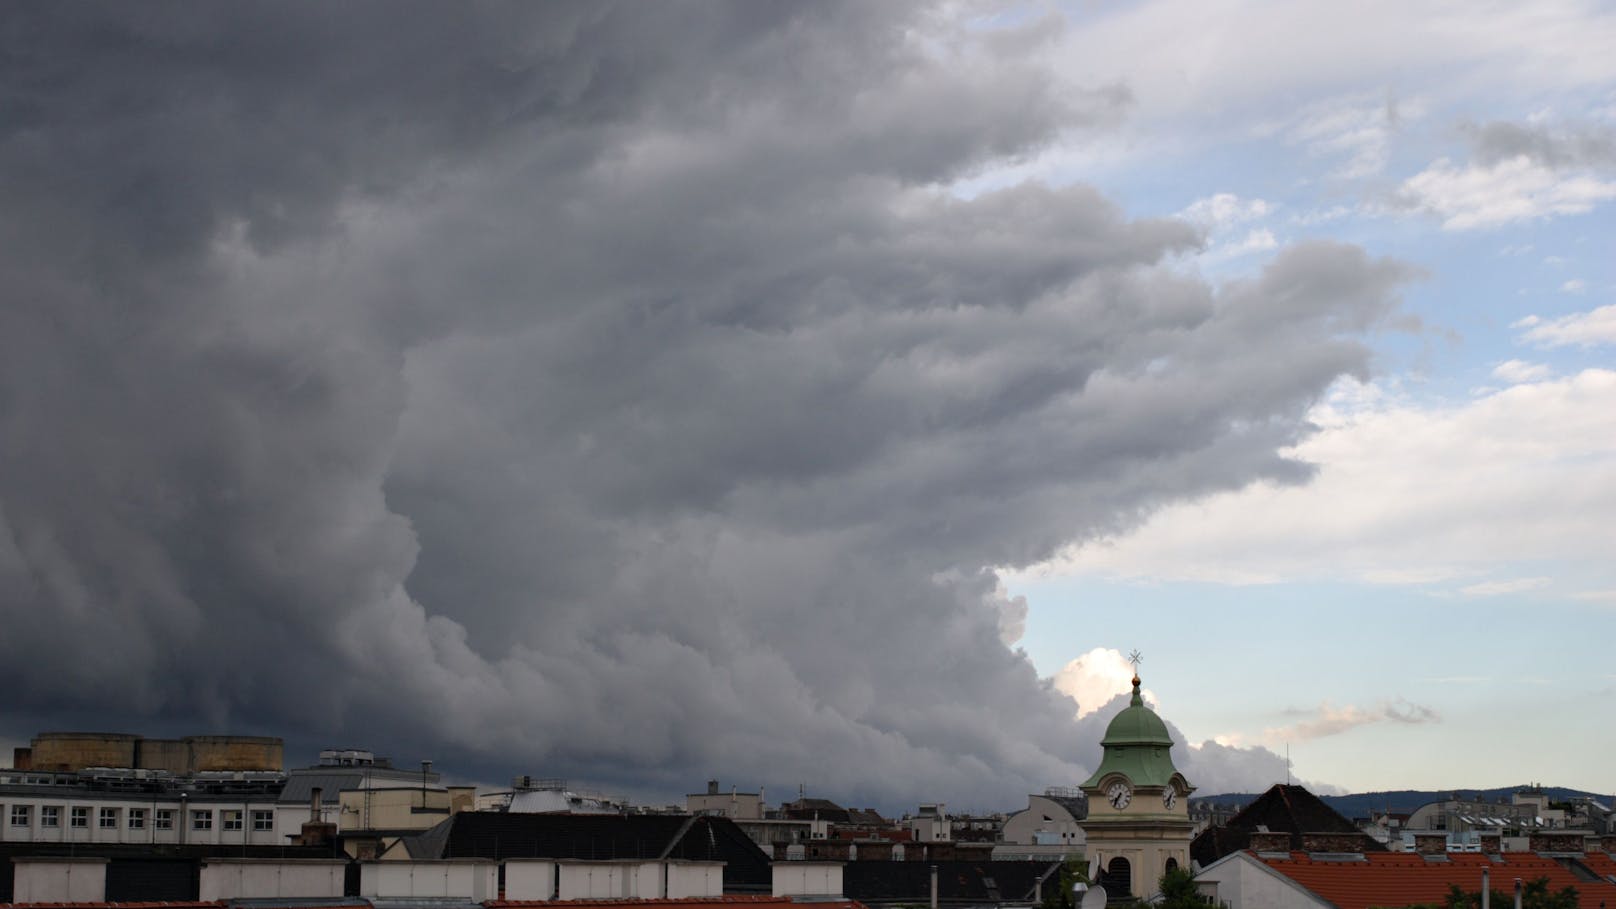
(782, 799), (851, 825)
(843, 861), (1060, 905)
(1190, 784), (1384, 867)
(1045, 794), (1088, 821)
(1227, 784), (1366, 835)
(844, 808), (890, 827)
(278, 772), (366, 804)
(397, 813), (771, 892)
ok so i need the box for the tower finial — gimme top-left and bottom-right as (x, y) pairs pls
(1127, 649), (1142, 687)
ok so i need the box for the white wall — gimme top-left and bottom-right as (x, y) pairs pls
(199, 859), (347, 900)
(556, 860), (662, 900)
(1193, 853), (1328, 909)
(773, 861), (844, 897)
(1002, 795), (1085, 847)
(666, 861), (725, 898)
(360, 860), (497, 900)
(12, 858), (107, 903)
(504, 859), (556, 901)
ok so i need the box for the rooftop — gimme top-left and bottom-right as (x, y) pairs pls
(1257, 850), (1616, 909)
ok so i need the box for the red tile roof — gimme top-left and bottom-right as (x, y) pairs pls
(488, 900), (864, 909)
(1580, 852), (1616, 877)
(1260, 851), (1616, 909)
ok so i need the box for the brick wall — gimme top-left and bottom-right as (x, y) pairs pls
(1527, 832), (1584, 854)
(1249, 832), (1291, 853)
(1413, 834), (1448, 855)
(1300, 833), (1370, 853)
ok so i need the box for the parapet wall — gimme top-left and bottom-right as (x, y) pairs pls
(25, 731), (283, 773)
(27, 733), (141, 772)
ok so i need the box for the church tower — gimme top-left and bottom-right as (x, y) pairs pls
(1079, 668), (1194, 900)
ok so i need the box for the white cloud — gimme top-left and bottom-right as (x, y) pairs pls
(1285, 93), (1419, 178)
(1492, 359), (1551, 383)
(1571, 589), (1616, 603)
(1175, 194), (1280, 263)
(1262, 699), (1439, 746)
(1019, 370), (1616, 591)
(1562, 278), (1588, 293)
(1292, 205), (1354, 227)
(1054, 0), (1616, 124)
(1395, 156), (1616, 230)
(1457, 576), (1552, 597)
(1518, 303), (1616, 347)
(1178, 192), (1273, 229)
(1051, 647), (1156, 718)
(1201, 228), (1279, 263)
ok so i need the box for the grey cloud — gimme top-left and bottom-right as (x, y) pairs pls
(1462, 120), (1616, 170)
(0, 2), (1411, 807)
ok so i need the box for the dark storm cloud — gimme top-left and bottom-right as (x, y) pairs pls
(0, 2), (1409, 807)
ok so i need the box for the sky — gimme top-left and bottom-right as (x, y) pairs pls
(0, 1), (1611, 812)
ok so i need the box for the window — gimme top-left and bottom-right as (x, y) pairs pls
(71, 806), (89, 828)
(99, 807), (119, 829)
(41, 806), (60, 828)
(127, 808), (146, 829)
(191, 809), (212, 831)
(154, 809), (174, 830)
(252, 810), (273, 832)
(222, 810), (243, 831)
(10, 804), (30, 827)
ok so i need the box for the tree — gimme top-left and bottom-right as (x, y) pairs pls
(1154, 866), (1216, 908)
(1041, 857), (1091, 909)
(1378, 876), (1577, 909)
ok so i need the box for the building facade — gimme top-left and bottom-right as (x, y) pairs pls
(0, 767), (284, 847)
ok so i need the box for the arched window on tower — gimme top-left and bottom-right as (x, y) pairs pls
(1099, 857), (1131, 898)
(1165, 857), (1179, 873)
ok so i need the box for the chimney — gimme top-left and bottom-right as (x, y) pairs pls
(294, 786), (337, 847)
(929, 864), (938, 909)
(1479, 832), (1502, 856)
(709, 779), (720, 795)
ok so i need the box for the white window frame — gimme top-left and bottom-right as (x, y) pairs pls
(191, 809), (213, 831)
(222, 809), (243, 832)
(127, 808), (146, 829)
(99, 807), (119, 829)
(251, 809), (274, 832)
(154, 809), (174, 830)
(70, 806), (89, 828)
(10, 804), (30, 827)
(41, 805), (61, 828)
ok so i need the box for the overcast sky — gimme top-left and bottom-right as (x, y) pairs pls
(1, 1), (1611, 811)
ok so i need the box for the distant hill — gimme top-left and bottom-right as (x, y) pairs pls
(1196, 786), (1608, 819)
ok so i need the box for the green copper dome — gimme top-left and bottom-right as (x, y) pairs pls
(1101, 681), (1173, 747)
(1080, 676), (1185, 790)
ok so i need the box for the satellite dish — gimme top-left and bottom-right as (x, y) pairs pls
(1080, 885), (1108, 909)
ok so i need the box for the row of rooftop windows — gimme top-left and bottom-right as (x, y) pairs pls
(6, 804), (273, 831)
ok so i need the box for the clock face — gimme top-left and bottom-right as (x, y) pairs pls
(1162, 788), (1177, 810)
(1106, 782), (1132, 810)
